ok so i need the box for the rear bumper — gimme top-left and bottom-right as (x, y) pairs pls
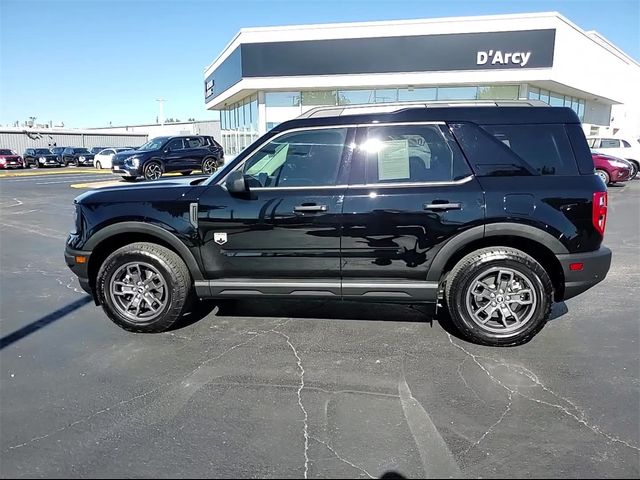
(64, 245), (93, 296)
(557, 246), (612, 300)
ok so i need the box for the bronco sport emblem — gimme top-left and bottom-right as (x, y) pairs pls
(214, 232), (227, 245)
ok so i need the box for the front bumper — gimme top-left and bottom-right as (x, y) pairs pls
(611, 166), (631, 182)
(557, 246), (612, 300)
(65, 245), (93, 297)
(112, 165), (139, 177)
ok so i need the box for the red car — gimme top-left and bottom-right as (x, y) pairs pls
(592, 151), (632, 185)
(0, 149), (25, 169)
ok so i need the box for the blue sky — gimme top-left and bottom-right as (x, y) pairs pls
(1, 0), (638, 128)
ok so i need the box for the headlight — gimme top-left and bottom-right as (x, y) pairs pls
(125, 156), (140, 167)
(611, 160), (629, 168)
(79, 156), (85, 161)
(39, 156), (46, 161)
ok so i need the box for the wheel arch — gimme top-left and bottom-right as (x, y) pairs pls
(86, 222), (203, 299)
(429, 224), (567, 301)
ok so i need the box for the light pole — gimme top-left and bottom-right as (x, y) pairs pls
(156, 98), (166, 126)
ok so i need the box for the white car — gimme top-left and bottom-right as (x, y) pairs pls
(587, 136), (640, 179)
(93, 148), (132, 169)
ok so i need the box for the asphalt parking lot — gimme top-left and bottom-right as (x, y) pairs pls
(0, 171), (638, 478)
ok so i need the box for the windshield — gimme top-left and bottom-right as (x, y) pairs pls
(0, 149), (15, 155)
(137, 137), (169, 151)
(75, 148), (90, 154)
(35, 148), (51, 154)
(51, 147), (64, 153)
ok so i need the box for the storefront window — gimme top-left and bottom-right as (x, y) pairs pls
(397, 87), (437, 102)
(549, 93), (564, 107)
(528, 86), (540, 100)
(374, 89), (398, 103)
(265, 91), (300, 107)
(539, 90), (550, 104)
(338, 90), (376, 105)
(301, 91), (337, 106)
(437, 86), (478, 100)
(477, 85), (519, 100)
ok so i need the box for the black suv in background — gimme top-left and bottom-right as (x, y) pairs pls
(65, 105), (611, 346)
(111, 135), (224, 181)
(23, 148), (63, 168)
(62, 147), (94, 166)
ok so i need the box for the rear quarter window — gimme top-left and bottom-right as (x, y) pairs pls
(481, 124), (578, 175)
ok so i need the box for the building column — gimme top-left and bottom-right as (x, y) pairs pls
(258, 91), (267, 136)
(518, 84), (529, 100)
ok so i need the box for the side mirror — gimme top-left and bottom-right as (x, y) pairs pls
(225, 170), (248, 195)
(163, 147), (170, 153)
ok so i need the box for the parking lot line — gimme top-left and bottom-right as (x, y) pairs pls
(0, 168), (111, 178)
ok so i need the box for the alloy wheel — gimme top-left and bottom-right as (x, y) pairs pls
(465, 267), (537, 334)
(109, 262), (168, 322)
(595, 170), (609, 185)
(202, 158), (217, 175)
(145, 163), (162, 180)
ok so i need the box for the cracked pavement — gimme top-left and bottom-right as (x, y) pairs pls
(0, 174), (638, 478)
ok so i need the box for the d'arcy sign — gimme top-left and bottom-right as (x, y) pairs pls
(477, 50), (532, 67)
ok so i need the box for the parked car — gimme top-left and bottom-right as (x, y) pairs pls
(62, 147), (94, 167)
(89, 147), (109, 155)
(66, 104), (611, 347)
(0, 149), (24, 169)
(23, 148), (63, 168)
(93, 148), (132, 169)
(111, 135), (223, 181)
(588, 136), (640, 180)
(50, 147), (66, 162)
(592, 151), (632, 185)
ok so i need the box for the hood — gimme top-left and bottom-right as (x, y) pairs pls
(0, 155), (21, 159)
(74, 176), (208, 205)
(75, 153), (94, 157)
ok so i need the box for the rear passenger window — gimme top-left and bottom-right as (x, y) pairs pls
(600, 138), (620, 148)
(362, 124), (471, 184)
(185, 138), (204, 148)
(481, 124), (577, 175)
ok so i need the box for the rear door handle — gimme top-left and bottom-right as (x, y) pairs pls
(423, 202), (462, 211)
(294, 204), (327, 213)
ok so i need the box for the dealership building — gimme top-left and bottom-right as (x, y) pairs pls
(204, 12), (640, 156)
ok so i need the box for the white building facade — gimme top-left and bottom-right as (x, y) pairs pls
(204, 12), (640, 156)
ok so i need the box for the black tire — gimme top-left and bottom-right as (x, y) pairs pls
(181, 171), (192, 176)
(444, 247), (552, 347)
(33, 160), (39, 169)
(121, 176), (137, 182)
(626, 160), (638, 180)
(201, 157), (217, 175)
(96, 161), (102, 169)
(143, 161), (163, 180)
(596, 169), (610, 185)
(96, 242), (193, 333)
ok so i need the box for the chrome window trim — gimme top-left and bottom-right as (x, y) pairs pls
(347, 175), (474, 189)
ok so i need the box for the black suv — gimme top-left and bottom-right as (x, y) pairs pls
(62, 147), (94, 166)
(111, 135), (224, 181)
(23, 148), (63, 168)
(65, 105), (611, 346)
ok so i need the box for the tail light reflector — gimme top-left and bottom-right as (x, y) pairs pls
(592, 192), (608, 236)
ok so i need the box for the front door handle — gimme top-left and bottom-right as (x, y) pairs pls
(423, 202), (462, 211)
(294, 204), (327, 213)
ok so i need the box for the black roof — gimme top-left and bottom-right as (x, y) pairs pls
(274, 106), (581, 133)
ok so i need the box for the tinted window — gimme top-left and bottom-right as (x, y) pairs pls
(600, 138), (620, 148)
(34, 149), (51, 154)
(482, 124), (577, 175)
(167, 138), (185, 150)
(622, 140), (631, 148)
(0, 149), (14, 155)
(242, 128), (347, 187)
(185, 137), (204, 148)
(75, 148), (90, 154)
(363, 124), (471, 183)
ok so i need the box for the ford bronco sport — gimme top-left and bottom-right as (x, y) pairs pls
(65, 103), (611, 346)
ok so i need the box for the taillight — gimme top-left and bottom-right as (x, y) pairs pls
(592, 191), (608, 236)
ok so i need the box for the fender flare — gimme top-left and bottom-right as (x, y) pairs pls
(85, 221), (203, 281)
(426, 223), (568, 282)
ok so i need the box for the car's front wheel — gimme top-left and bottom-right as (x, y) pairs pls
(201, 157), (217, 175)
(96, 242), (192, 333)
(96, 161), (102, 169)
(445, 247), (552, 347)
(143, 161), (163, 180)
(626, 160), (638, 180)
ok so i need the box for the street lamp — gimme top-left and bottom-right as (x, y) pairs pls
(156, 98), (166, 126)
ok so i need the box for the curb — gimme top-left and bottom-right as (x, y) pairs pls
(0, 168), (112, 178)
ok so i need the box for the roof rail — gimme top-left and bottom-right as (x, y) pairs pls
(297, 99), (549, 119)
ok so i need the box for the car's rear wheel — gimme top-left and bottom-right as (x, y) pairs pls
(595, 169), (610, 185)
(143, 161), (163, 181)
(445, 247), (552, 347)
(96, 242), (192, 333)
(201, 157), (217, 175)
(96, 161), (102, 169)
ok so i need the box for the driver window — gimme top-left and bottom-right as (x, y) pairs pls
(242, 128), (347, 187)
(167, 138), (185, 150)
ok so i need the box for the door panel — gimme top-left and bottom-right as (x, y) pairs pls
(341, 123), (485, 290)
(198, 127), (354, 284)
